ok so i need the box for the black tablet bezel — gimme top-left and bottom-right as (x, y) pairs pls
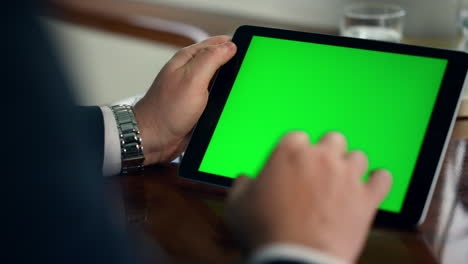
(179, 25), (468, 229)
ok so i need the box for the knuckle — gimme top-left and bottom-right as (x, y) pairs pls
(279, 132), (308, 153)
(201, 45), (221, 55)
(326, 132), (345, 143)
(288, 146), (308, 163)
(316, 150), (340, 169)
(350, 150), (368, 164)
(279, 140), (300, 155)
(320, 151), (335, 164)
(172, 48), (194, 64)
(177, 47), (192, 57)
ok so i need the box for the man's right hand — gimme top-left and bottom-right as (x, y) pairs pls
(225, 132), (392, 263)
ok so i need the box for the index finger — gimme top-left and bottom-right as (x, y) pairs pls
(167, 35), (232, 69)
(317, 132), (347, 156)
(366, 169), (392, 207)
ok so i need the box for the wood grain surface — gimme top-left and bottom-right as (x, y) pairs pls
(115, 120), (467, 264)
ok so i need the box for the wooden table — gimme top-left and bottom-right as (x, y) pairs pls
(112, 117), (468, 264)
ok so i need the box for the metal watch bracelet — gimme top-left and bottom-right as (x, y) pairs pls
(111, 105), (145, 175)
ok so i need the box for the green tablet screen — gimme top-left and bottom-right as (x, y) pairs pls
(198, 36), (448, 213)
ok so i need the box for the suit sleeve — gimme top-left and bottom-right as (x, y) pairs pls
(7, 1), (143, 263)
(74, 106), (105, 174)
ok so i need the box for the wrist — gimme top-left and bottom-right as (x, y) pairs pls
(133, 103), (182, 165)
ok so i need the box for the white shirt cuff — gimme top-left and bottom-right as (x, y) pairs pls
(249, 244), (348, 264)
(100, 106), (121, 176)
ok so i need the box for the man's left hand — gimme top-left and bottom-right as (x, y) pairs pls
(134, 36), (237, 165)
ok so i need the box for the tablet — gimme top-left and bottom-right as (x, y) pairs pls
(179, 25), (468, 228)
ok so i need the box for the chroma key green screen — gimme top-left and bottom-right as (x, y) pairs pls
(198, 36), (448, 213)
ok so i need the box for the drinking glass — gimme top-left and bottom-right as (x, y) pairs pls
(460, 0), (468, 51)
(340, 2), (406, 43)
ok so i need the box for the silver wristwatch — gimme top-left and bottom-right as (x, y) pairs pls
(111, 105), (145, 175)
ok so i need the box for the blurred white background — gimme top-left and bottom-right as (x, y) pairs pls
(46, 19), (178, 105)
(142, 0), (462, 36)
(46, 0), (467, 105)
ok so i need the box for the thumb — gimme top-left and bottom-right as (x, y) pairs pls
(186, 41), (237, 84)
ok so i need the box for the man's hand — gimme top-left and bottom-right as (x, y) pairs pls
(225, 132), (392, 263)
(134, 36), (236, 165)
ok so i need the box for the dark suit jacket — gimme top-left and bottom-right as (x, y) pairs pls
(6, 1), (314, 263)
